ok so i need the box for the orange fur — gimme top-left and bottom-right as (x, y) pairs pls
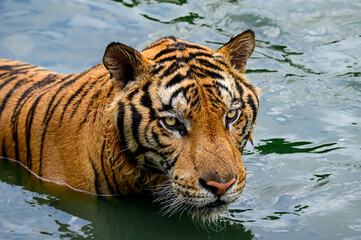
(0, 30), (259, 220)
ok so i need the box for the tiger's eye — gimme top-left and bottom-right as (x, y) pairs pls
(225, 109), (240, 126)
(226, 109), (237, 120)
(161, 117), (188, 136)
(164, 117), (176, 127)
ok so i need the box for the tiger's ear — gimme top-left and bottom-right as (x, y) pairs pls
(218, 29), (255, 73)
(103, 42), (151, 87)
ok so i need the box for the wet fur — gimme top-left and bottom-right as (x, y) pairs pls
(0, 30), (258, 221)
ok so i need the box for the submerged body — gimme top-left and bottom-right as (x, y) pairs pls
(0, 61), (145, 194)
(0, 30), (259, 220)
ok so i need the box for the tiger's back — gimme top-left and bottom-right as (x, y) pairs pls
(0, 59), (123, 192)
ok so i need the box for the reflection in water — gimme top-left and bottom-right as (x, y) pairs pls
(0, 159), (254, 239)
(140, 12), (203, 25)
(113, 0), (188, 7)
(254, 138), (344, 155)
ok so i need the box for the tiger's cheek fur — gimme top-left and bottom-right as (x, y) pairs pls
(116, 91), (180, 173)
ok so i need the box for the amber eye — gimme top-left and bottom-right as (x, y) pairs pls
(226, 109), (237, 119)
(164, 117), (176, 127)
(161, 117), (187, 136)
(225, 109), (240, 125)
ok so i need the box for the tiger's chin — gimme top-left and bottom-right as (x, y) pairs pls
(187, 200), (229, 223)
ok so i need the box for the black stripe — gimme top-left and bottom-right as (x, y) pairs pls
(242, 79), (258, 98)
(0, 64), (29, 71)
(191, 65), (224, 80)
(70, 78), (107, 120)
(235, 80), (244, 98)
(202, 83), (213, 89)
(215, 81), (233, 98)
(158, 85), (192, 112)
(170, 42), (207, 51)
(0, 72), (9, 78)
(142, 147), (171, 168)
(0, 65), (13, 71)
(10, 75), (61, 163)
(169, 84), (193, 104)
(158, 102), (173, 112)
(12, 113), (21, 162)
(42, 75), (73, 124)
(197, 58), (223, 72)
(46, 71), (89, 124)
(140, 83), (156, 121)
(168, 88), (184, 105)
(188, 51), (213, 59)
(164, 153), (179, 172)
(142, 155), (164, 173)
(190, 95), (200, 110)
(213, 58), (229, 69)
(14, 65), (37, 72)
(240, 116), (250, 137)
(160, 61), (179, 79)
(163, 36), (177, 41)
(143, 123), (153, 147)
(39, 95), (65, 176)
(109, 150), (122, 194)
(12, 74), (57, 123)
(186, 69), (193, 79)
(100, 141), (115, 194)
(130, 104), (142, 151)
(91, 89), (102, 101)
(247, 94), (258, 123)
(149, 64), (165, 76)
(0, 80), (25, 119)
(34, 68), (48, 72)
(192, 71), (207, 79)
(142, 39), (169, 51)
(156, 51), (213, 64)
(89, 158), (101, 195)
(151, 129), (171, 149)
(152, 48), (179, 61)
(0, 76), (17, 91)
(157, 55), (178, 64)
(59, 80), (89, 124)
(127, 88), (139, 101)
(116, 102), (126, 143)
(25, 92), (47, 169)
(165, 73), (186, 88)
(76, 84), (114, 132)
(7, 65), (39, 75)
(1, 138), (7, 159)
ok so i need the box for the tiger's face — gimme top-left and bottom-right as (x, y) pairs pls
(103, 30), (258, 221)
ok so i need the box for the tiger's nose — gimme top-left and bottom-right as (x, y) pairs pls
(199, 177), (236, 195)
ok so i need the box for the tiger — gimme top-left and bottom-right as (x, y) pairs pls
(0, 29), (259, 221)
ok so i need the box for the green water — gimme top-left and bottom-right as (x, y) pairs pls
(0, 0), (360, 239)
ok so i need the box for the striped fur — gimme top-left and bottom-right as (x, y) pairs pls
(0, 30), (259, 221)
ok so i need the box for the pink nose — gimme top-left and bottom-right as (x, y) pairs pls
(204, 178), (236, 195)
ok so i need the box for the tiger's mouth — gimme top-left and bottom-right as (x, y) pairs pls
(154, 184), (233, 222)
(192, 199), (228, 213)
(184, 199), (230, 222)
(153, 175), (245, 222)
(202, 199), (228, 209)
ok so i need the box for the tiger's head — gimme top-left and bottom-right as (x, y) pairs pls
(103, 30), (259, 221)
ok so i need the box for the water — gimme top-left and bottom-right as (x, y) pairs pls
(0, 0), (360, 239)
